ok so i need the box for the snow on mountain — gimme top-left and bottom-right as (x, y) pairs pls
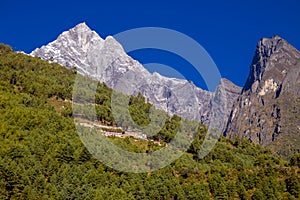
(31, 22), (241, 131)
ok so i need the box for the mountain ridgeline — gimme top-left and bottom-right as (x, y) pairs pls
(31, 22), (241, 132)
(0, 43), (299, 199)
(30, 23), (299, 158)
(224, 36), (300, 157)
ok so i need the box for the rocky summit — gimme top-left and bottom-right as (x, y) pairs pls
(224, 36), (300, 157)
(31, 22), (241, 132)
(30, 23), (300, 157)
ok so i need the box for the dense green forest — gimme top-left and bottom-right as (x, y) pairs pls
(0, 44), (299, 199)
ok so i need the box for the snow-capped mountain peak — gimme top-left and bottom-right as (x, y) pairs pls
(30, 23), (241, 129)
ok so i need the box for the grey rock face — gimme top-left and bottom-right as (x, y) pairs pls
(224, 35), (300, 157)
(31, 22), (241, 132)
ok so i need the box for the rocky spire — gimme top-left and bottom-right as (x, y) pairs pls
(242, 35), (297, 92)
(224, 35), (300, 157)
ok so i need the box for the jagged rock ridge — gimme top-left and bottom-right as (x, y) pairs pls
(224, 35), (300, 157)
(31, 22), (241, 131)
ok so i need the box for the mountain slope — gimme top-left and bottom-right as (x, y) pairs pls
(31, 22), (241, 130)
(1, 44), (299, 199)
(224, 36), (300, 157)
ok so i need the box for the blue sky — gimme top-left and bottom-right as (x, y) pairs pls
(0, 0), (299, 89)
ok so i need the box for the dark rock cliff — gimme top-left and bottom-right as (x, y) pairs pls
(224, 36), (300, 157)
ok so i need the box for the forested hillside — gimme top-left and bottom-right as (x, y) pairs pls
(0, 44), (299, 199)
